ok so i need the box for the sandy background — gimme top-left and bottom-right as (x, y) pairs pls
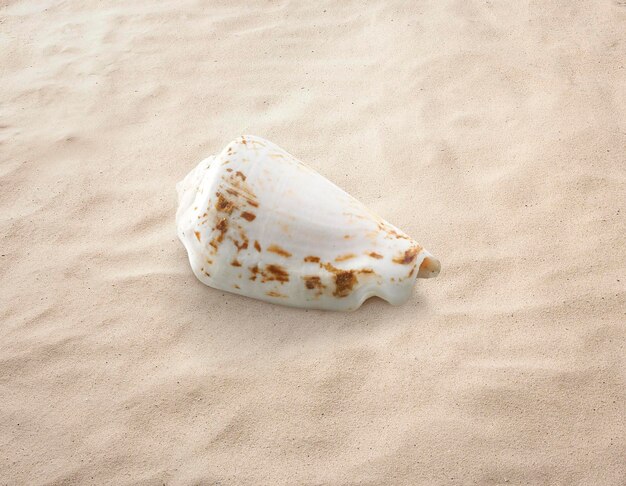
(2, 0), (625, 484)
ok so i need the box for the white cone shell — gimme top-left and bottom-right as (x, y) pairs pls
(176, 135), (439, 311)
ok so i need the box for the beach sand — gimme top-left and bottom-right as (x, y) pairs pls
(1, 1), (625, 484)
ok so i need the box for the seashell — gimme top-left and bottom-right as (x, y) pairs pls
(176, 135), (440, 311)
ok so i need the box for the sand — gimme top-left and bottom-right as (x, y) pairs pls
(1, 1), (625, 484)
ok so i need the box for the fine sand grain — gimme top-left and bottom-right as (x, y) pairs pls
(1, 1), (625, 484)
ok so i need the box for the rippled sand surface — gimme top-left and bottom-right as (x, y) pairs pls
(1, 1), (625, 484)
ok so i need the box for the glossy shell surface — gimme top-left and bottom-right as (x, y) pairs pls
(176, 135), (440, 311)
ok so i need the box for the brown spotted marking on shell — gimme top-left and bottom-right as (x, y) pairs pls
(227, 182), (254, 200)
(209, 217), (229, 250)
(334, 271), (357, 298)
(251, 261), (291, 287)
(254, 240), (261, 252)
(224, 183), (257, 208)
(215, 193), (234, 214)
(223, 187), (258, 208)
(194, 231), (201, 242)
(266, 291), (286, 298)
(303, 276), (324, 290)
(378, 221), (411, 241)
(207, 168), (260, 254)
(233, 238), (248, 251)
(231, 259), (241, 267)
(215, 218), (228, 239)
(262, 264), (289, 283)
(321, 262), (357, 298)
(367, 251), (383, 259)
(321, 262), (377, 298)
(221, 163), (258, 210)
(335, 253), (356, 262)
(304, 256), (320, 263)
(241, 211), (256, 222)
(267, 245), (292, 258)
(393, 246), (421, 265)
(232, 228), (249, 251)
